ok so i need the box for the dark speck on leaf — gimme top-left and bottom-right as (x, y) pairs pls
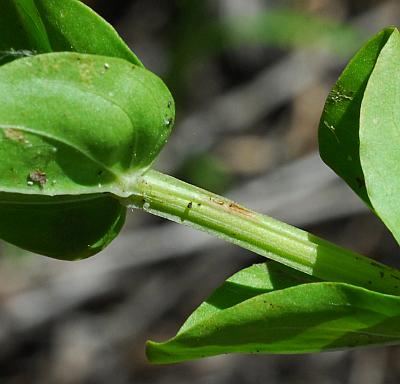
(356, 177), (365, 188)
(391, 274), (400, 281)
(370, 261), (381, 268)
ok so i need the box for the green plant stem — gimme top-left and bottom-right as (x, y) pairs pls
(126, 169), (400, 296)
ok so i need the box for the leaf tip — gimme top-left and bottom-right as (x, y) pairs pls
(145, 340), (173, 365)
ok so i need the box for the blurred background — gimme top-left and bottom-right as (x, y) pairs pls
(1, 0), (400, 383)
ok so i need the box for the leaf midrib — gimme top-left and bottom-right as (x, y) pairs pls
(0, 75), (140, 183)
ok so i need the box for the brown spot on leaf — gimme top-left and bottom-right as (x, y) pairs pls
(78, 59), (95, 83)
(4, 128), (27, 143)
(27, 170), (47, 188)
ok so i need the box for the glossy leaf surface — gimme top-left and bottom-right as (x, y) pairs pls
(0, 0), (142, 66)
(147, 263), (400, 364)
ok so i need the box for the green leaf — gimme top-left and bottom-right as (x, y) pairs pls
(147, 264), (400, 364)
(0, 0), (50, 64)
(0, 0), (142, 66)
(318, 27), (395, 207)
(320, 27), (400, 244)
(360, 29), (400, 244)
(178, 263), (319, 335)
(0, 52), (174, 196)
(0, 193), (125, 260)
(0, 52), (174, 259)
(6, 0), (52, 54)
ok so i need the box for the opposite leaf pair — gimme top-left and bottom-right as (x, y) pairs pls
(0, 0), (174, 259)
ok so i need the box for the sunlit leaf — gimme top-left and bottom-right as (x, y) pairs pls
(0, 52), (174, 195)
(147, 263), (400, 363)
(178, 263), (318, 334)
(360, 29), (400, 244)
